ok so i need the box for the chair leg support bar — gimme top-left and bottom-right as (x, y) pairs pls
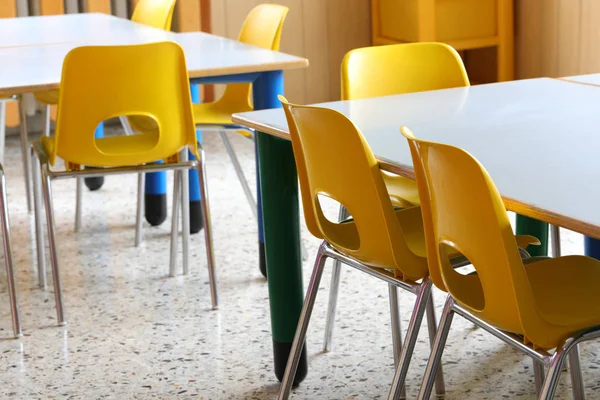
(219, 130), (257, 217)
(323, 206), (350, 352)
(388, 279), (433, 400)
(533, 359), (546, 396)
(74, 177), (83, 232)
(417, 295), (455, 400)
(41, 172), (65, 326)
(180, 150), (190, 275)
(197, 148), (218, 309)
(0, 173), (21, 338)
(388, 284), (407, 399)
(18, 97), (32, 213)
(425, 290), (446, 397)
(135, 173), (145, 247)
(169, 170), (181, 278)
(568, 344), (586, 400)
(278, 244), (328, 400)
(32, 148), (46, 289)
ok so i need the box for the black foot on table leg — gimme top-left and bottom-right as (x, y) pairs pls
(84, 177), (104, 191)
(259, 241), (267, 278)
(145, 193), (167, 226)
(189, 200), (204, 234)
(274, 340), (308, 386)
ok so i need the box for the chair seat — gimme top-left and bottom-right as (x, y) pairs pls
(526, 255), (600, 329)
(35, 90), (59, 105)
(39, 130), (180, 168)
(382, 171), (420, 207)
(192, 101), (253, 138)
(334, 204), (539, 278)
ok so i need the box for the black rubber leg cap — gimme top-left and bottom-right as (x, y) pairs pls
(259, 241), (267, 278)
(189, 200), (204, 234)
(273, 341), (308, 386)
(84, 176), (104, 191)
(145, 194), (167, 226)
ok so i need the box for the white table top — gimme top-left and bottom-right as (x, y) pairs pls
(0, 13), (175, 48)
(561, 74), (600, 86)
(232, 78), (600, 239)
(0, 13), (308, 95)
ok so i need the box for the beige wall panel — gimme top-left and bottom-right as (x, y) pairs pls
(557, 0), (581, 77)
(515, 0), (542, 79)
(301, 0), (330, 103)
(210, 0), (371, 103)
(326, 0), (371, 99)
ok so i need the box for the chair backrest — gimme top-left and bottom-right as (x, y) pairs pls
(52, 42), (197, 167)
(219, 4), (289, 109)
(131, 0), (176, 30)
(401, 127), (540, 336)
(280, 97), (428, 279)
(341, 42), (469, 100)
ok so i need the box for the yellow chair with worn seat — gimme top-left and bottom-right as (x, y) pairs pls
(192, 4), (288, 211)
(401, 127), (600, 400)
(31, 42), (217, 326)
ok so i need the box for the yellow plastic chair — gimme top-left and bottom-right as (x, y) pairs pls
(401, 127), (600, 400)
(322, 42), (471, 357)
(277, 97), (453, 399)
(31, 42), (217, 326)
(192, 4), (288, 213)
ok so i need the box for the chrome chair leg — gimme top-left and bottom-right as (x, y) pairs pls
(0, 170), (21, 338)
(219, 130), (257, 217)
(119, 116), (134, 136)
(42, 104), (51, 137)
(533, 359), (546, 395)
(32, 149), (46, 289)
(539, 350), (569, 399)
(134, 173), (144, 247)
(388, 279), (434, 400)
(551, 225), (561, 258)
(568, 344), (586, 399)
(323, 205), (349, 352)
(425, 290), (446, 397)
(180, 151), (190, 275)
(41, 170), (65, 325)
(388, 284), (407, 399)
(323, 259), (342, 352)
(18, 97), (32, 212)
(197, 147), (218, 309)
(0, 100), (6, 164)
(169, 170), (181, 278)
(278, 242), (329, 400)
(74, 177), (83, 232)
(416, 295), (455, 400)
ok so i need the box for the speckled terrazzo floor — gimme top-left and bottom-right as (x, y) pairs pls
(0, 124), (598, 400)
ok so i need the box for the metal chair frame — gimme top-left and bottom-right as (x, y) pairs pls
(277, 240), (447, 399)
(32, 140), (218, 326)
(0, 164), (21, 338)
(416, 294), (597, 400)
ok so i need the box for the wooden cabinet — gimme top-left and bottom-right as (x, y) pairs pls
(371, 0), (514, 82)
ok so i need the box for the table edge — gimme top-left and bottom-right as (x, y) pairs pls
(233, 113), (600, 240)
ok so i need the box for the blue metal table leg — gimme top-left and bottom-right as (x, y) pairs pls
(254, 70), (308, 384)
(84, 123), (105, 191)
(584, 237), (600, 259)
(188, 85), (204, 233)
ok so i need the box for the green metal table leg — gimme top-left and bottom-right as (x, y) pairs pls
(257, 130), (308, 384)
(515, 214), (548, 256)
(254, 70), (308, 384)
